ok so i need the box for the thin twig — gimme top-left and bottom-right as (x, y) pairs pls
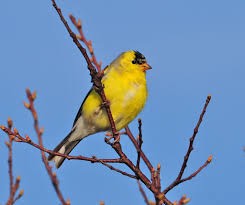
(163, 95), (212, 194)
(13, 190), (24, 204)
(7, 119), (14, 204)
(24, 88), (68, 205)
(137, 180), (151, 205)
(0, 127), (123, 163)
(179, 155), (212, 184)
(177, 95), (211, 180)
(4, 118), (24, 205)
(1, 126), (139, 179)
(69, 15), (102, 72)
(51, 0), (118, 141)
(136, 119), (143, 169)
(156, 164), (161, 192)
(98, 159), (137, 179)
(125, 126), (155, 181)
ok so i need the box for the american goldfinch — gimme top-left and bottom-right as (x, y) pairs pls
(48, 50), (152, 168)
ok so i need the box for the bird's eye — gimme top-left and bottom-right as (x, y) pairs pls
(132, 60), (136, 64)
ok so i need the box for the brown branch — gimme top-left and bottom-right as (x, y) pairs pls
(125, 127), (169, 204)
(179, 155), (212, 184)
(1, 121), (169, 203)
(177, 95), (212, 180)
(5, 118), (24, 205)
(163, 95), (212, 194)
(137, 180), (151, 205)
(6, 140), (14, 205)
(97, 158), (137, 179)
(13, 190), (24, 204)
(156, 164), (161, 192)
(136, 119), (143, 169)
(6, 119), (14, 204)
(1, 125), (139, 179)
(125, 126), (155, 181)
(69, 15), (102, 72)
(24, 88), (68, 205)
(51, 0), (118, 141)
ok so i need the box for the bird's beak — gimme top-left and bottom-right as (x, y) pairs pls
(141, 63), (152, 72)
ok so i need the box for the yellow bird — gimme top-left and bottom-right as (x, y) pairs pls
(48, 50), (152, 168)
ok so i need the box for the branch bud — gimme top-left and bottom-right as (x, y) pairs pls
(19, 189), (24, 197)
(66, 199), (71, 205)
(24, 101), (30, 109)
(16, 176), (21, 182)
(13, 128), (19, 135)
(39, 127), (44, 135)
(77, 19), (82, 28)
(0, 125), (6, 130)
(179, 195), (190, 204)
(53, 172), (57, 178)
(5, 141), (10, 147)
(157, 163), (161, 171)
(7, 117), (13, 128)
(25, 135), (31, 142)
(183, 197), (190, 204)
(31, 91), (37, 101)
(207, 155), (213, 163)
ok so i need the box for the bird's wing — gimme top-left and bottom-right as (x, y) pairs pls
(72, 65), (109, 127)
(72, 88), (93, 127)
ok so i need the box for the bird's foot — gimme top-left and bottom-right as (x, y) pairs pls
(100, 100), (111, 109)
(105, 132), (121, 144)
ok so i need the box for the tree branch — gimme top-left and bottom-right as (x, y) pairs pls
(5, 118), (23, 205)
(69, 14), (102, 72)
(136, 119), (143, 169)
(163, 95), (212, 194)
(24, 88), (69, 205)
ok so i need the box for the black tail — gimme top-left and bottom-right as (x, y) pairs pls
(48, 129), (81, 168)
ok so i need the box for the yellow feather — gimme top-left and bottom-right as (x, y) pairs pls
(82, 50), (148, 131)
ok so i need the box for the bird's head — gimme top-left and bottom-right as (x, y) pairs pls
(112, 50), (152, 73)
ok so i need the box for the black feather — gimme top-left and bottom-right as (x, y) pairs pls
(132, 51), (146, 65)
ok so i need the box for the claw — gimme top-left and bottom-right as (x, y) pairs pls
(100, 100), (110, 108)
(104, 132), (120, 144)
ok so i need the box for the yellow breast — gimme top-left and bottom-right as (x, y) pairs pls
(81, 64), (148, 132)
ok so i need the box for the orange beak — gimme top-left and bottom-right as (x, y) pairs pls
(141, 63), (152, 72)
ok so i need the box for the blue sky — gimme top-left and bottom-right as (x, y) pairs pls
(0, 0), (245, 204)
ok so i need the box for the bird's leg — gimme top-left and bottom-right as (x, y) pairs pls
(104, 131), (121, 144)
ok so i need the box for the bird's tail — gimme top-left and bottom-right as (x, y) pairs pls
(48, 129), (81, 168)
